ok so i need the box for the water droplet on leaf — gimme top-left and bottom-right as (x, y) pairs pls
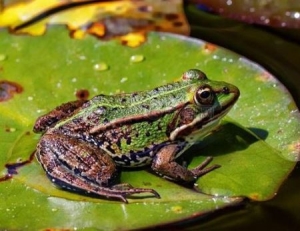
(120, 77), (128, 83)
(94, 62), (109, 71)
(171, 205), (183, 213)
(130, 55), (145, 63)
(0, 54), (7, 61)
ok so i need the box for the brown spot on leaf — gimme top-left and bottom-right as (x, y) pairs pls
(86, 22), (105, 37)
(76, 89), (89, 100)
(0, 174), (12, 182)
(165, 13), (179, 20)
(154, 25), (162, 31)
(288, 141), (300, 161)
(5, 126), (16, 132)
(0, 151), (35, 182)
(250, 193), (260, 200)
(153, 12), (164, 18)
(173, 21), (183, 27)
(143, 181), (152, 186)
(0, 80), (23, 102)
(138, 5), (152, 13)
(121, 40), (129, 46)
(204, 43), (217, 53)
(294, 142), (300, 151)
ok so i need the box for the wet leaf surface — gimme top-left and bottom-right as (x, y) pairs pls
(0, 26), (299, 230)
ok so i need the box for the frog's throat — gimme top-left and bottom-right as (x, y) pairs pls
(169, 105), (232, 141)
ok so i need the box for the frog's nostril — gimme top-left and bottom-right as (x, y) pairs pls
(222, 87), (230, 94)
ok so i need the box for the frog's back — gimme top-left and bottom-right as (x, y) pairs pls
(52, 80), (195, 167)
(65, 80), (193, 124)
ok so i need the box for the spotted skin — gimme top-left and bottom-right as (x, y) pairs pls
(34, 69), (240, 202)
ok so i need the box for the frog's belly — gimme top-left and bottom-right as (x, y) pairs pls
(103, 140), (188, 168)
(102, 142), (169, 167)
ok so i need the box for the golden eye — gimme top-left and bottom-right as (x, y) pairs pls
(194, 86), (214, 105)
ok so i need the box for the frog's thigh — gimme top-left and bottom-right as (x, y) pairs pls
(36, 142), (130, 201)
(33, 100), (86, 133)
(37, 134), (160, 202)
(37, 134), (118, 187)
(151, 144), (195, 182)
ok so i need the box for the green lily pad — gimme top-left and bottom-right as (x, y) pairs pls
(0, 27), (299, 230)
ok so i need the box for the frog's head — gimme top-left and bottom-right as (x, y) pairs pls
(169, 69), (240, 141)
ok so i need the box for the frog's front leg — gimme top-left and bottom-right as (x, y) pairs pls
(37, 134), (160, 203)
(34, 100), (87, 133)
(151, 144), (220, 183)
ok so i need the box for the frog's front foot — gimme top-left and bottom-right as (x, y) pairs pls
(152, 145), (220, 183)
(36, 134), (160, 203)
(190, 156), (221, 177)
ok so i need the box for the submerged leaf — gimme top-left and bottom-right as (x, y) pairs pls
(0, 0), (189, 47)
(195, 0), (300, 28)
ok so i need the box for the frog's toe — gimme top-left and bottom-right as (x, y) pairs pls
(149, 189), (161, 199)
(114, 194), (128, 203)
(111, 184), (160, 199)
(191, 156), (221, 178)
(138, 188), (160, 199)
(111, 183), (135, 190)
(124, 187), (161, 199)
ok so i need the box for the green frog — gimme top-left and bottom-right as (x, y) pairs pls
(33, 69), (240, 203)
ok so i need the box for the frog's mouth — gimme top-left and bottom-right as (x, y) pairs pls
(196, 103), (233, 134)
(198, 90), (239, 128)
(169, 104), (231, 141)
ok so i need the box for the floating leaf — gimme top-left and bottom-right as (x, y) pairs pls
(0, 26), (299, 230)
(0, 0), (189, 47)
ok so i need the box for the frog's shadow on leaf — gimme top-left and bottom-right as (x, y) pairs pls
(140, 122), (270, 190)
(183, 122), (269, 162)
(124, 122), (269, 176)
(247, 127), (268, 140)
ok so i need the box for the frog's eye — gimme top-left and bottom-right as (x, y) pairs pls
(194, 86), (214, 105)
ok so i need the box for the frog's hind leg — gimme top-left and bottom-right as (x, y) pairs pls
(33, 100), (87, 133)
(36, 134), (159, 202)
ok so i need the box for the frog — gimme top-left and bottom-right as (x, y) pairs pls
(33, 69), (240, 203)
